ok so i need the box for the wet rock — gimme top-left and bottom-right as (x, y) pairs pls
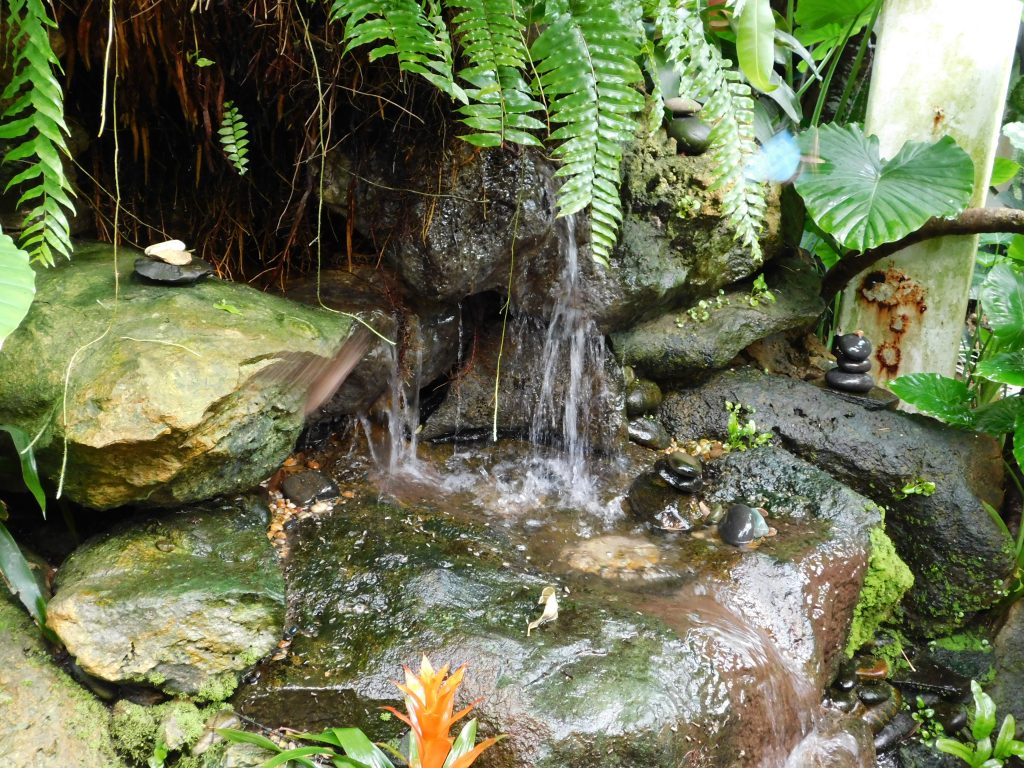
(110, 699), (208, 764)
(627, 417), (671, 450)
(857, 681), (894, 705)
(280, 470), (339, 506)
(667, 116), (712, 154)
(134, 256), (215, 284)
(0, 242), (381, 510)
(825, 369), (874, 393)
(838, 358), (872, 373)
(873, 711), (918, 753)
(419, 319), (626, 452)
(991, 599), (1024, 725)
(653, 453), (703, 493)
(889, 657), (971, 701)
(0, 591), (125, 767)
(896, 740), (964, 768)
(659, 367), (1014, 634)
(47, 497), (284, 699)
(563, 535), (665, 581)
(718, 503), (766, 546)
(834, 333), (872, 362)
(234, 446), (879, 767)
(610, 251), (824, 378)
(625, 379), (663, 418)
(628, 471), (707, 531)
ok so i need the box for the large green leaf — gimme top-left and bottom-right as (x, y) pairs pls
(975, 352), (1024, 387)
(887, 373), (974, 427)
(980, 263), (1024, 348)
(794, 124), (974, 252)
(0, 230), (35, 350)
(0, 520), (51, 636)
(735, 0), (776, 93)
(974, 396), (1024, 436)
(0, 424), (46, 516)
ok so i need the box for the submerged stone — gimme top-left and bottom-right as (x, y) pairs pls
(718, 503), (766, 546)
(627, 417), (671, 450)
(280, 470), (339, 506)
(47, 496), (284, 699)
(628, 471), (706, 530)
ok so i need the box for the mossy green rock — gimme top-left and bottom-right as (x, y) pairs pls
(234, 448), (877, 766)
(0, 592), (125, 767)
(659, 367), (1014, 635)
(610, 251), (824, 378)
(47, 496), (284, 698)
(0, 242), (367, 509)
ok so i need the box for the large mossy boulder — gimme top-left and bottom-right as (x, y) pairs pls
(321, 131), (781, 333)
(658, 367), (1014, 635)
(610, 251), (824, 379)
(0, 242), (385, 509)
(47, 496), (284, 700)
(234, 448), (877, 767)
(0, 591), (125, 767)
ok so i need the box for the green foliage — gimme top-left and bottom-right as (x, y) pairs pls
(748, 273), (775, 307)
(449, 0), (544, 147)
(329, 0), (465, 102)
(531, 0), (645, 265)
(218, 101), (251, 176)
(656, 0), (765, 264)
(892, 478), (936, 500)
(735, 0), (776, 93)
(936, 681), (1024, 767)
(793, 124), (975, 252)
(724, 400), (773, 451)
(0, 228), (36, 350)
(0, 0), (76, 266)
(913, 694), (947, 744)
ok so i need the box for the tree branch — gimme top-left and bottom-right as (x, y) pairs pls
(820, 207), (1024, 303)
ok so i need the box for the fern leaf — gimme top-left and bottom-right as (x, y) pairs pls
(1, 0), (75, 266)
(655, 0), (765, 262)
(218, 101), (250, 176)
(329, 0), (467, 103)
(531, 0), (645, 265)
(448, 0), (545, 147)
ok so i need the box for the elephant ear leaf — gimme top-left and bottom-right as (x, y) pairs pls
(0, 231), (35, 351)
(794, 124), (974, 252)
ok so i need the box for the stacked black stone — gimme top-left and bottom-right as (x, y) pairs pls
(827, 332), (875, 394)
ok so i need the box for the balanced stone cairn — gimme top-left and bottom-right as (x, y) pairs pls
(826, 331), (875, 394)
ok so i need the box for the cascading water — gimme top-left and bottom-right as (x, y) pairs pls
(526, 213), (615, 507)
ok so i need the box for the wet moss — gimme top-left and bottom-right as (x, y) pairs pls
(845, 525), (915, 656)
(111, 699), (210, 763)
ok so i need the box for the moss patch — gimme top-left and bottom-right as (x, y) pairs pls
(111, 699), (209, 764)
(846, 525), (915, 656)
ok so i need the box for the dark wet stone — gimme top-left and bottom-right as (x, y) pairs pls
(825, 368), (874, 393)
(134, 256), (215, 284)
(838, 358), (872, 373)
(665, 451), (702, 479)
(659, 367), (1014, 635)
(873, 711), (918, 753)
(860, 685), (902, 734)
(625, 379), (663, 418)
(857, 681), (893, 705)
(667, 117), (712, 154)
(828, 687), (858, 712)
(992, 599), (1024, 726)
(280, 470), (339, 506)
(628, 418), (671, 450)
(628, 471), (706, 531)
(653, 460), (702, 493)
(890, 658), (971, 701)
(834, 659), (858, 691)
(933, 700), (968, 733)
(855, 657), (889, 681)
(718, 503), (764, 546)
(834, 333), (872, 362)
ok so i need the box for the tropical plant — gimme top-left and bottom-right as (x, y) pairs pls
(219, 656), (501, 768)
(0, 424), (56, 642)
(328, 0), (771, 266)
(218, 101), (251, 176)
(935, 680), (1024, 767)
(724, 400), (772, 451)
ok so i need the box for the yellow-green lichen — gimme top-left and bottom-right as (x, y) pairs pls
(845, 525), (915, 656)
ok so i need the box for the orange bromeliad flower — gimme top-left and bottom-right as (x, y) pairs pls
(383, 656), (500, 768)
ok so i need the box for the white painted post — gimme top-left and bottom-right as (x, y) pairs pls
(837, 0), (1021, 385)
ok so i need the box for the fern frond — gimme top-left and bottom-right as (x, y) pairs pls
(218, 101), (250, 176)
(0, 0), (75, 266)
(531, 0), (646, 265)
(329, 0), (466, 103)
(655, 0), (765, 263)
(448, 0), (545, 147)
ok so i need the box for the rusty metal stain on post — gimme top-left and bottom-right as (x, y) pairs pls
(858, 265), (928, 377)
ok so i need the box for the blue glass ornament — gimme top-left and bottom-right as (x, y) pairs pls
(744, 130), (802, 183)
